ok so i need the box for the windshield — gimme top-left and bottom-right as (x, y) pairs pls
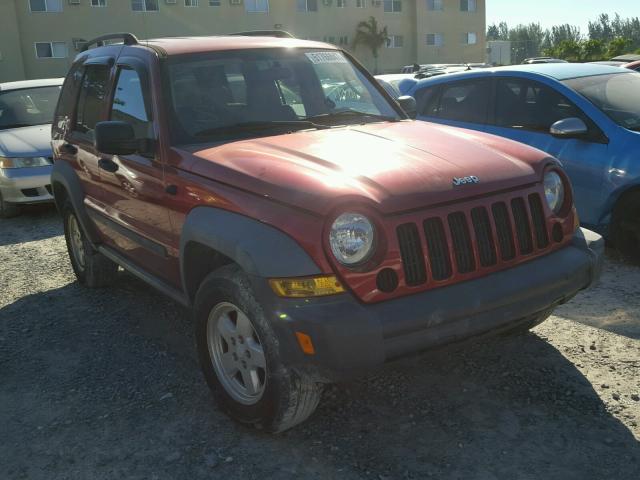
(563, 73), (640, 131)
(164, 48), (401, 144)
(0, 85), (61, 130)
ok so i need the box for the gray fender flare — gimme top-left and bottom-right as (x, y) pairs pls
(180, 206), (322, 287)
(50, 160), (101, 244)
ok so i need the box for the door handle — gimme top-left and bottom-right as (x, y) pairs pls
(98, 158), (119, 173)
(60, 143), (78, 155)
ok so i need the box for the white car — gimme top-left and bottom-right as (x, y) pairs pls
(0, 78), (63, 217)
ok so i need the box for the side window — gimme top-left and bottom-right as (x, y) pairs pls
(415, 86), (439, 116)
(55, 62), (83, 125)
(494, 78), (585, 132)
(432, 80), (490, 123)
(110, 67), (150, 137)
(74, 65), (110, 136)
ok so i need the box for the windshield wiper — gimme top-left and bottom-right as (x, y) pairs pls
(194, 120), (330, 137)
(307, 110), (400, 124)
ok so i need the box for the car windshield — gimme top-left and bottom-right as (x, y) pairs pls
(164, 48), (401, 144)
(0, 85), (61, 130)
(563, 73), (640, 131)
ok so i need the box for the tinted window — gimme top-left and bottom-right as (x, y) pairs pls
(415, 86), (439, 115)
(55, 62), (83, 124)
(431, 80), (490, 123)
(110, 68), (149, 130)
(75, 65), (110, 135)
(494, 78), (585, 132)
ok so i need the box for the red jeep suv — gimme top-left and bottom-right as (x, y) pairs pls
(51, 33), (603, 432)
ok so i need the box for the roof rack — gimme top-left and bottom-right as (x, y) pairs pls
(229, 30), (295, 39)
(81, 33), (139, 52)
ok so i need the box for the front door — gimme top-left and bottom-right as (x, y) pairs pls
(487, 77), (609, 225)
(95, 63), (177, 285)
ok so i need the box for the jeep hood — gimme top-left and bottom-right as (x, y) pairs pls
(179, 121), (550, 215)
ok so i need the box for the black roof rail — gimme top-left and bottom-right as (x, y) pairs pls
(229, 30), (295, 38)
(81, 33), (139, 52)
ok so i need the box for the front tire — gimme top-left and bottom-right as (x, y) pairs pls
(62, 201), (118, 287)
(194, 265), (322, 433)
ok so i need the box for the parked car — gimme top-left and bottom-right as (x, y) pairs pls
(375, 74), (420, 98)
(52, 33), (602, 432)
(589, 60), (640, 71)
(522, 57), (569, 64)
(610, 53), (640, 63)
(403, 63), (640, 260)
(0, 78), (63, 217)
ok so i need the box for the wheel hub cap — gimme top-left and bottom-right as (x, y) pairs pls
(207, 302), (267, 405)
(68, 215), (86, 270)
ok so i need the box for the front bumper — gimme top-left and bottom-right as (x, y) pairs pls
(252, 228), (604, 381)
(0, 166), (53, 204)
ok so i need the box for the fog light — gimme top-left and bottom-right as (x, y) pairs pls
(269, 275), (345, 298)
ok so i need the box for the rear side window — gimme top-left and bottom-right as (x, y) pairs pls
(55, 62), (83, 125)
(430, 80), (490, 123)
(74, 65), (110, 136)
(494, 78), (585, 132)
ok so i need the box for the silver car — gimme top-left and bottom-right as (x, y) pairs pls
(0, 78), (63, 217)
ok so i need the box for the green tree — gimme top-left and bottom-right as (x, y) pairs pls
(607, 38), (633, 58)
(555, 40), (583, 62)
(581, 39), (605, 61)
(352, 16), (389, 74)
(487, 22), (509, 41)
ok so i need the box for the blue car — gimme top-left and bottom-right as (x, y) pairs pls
(402, 64), (640, 261)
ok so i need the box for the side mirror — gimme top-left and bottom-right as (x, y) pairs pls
(397, 95), (417, 119)
(550, 117), (588, 139)
(94, 121), (137, 155)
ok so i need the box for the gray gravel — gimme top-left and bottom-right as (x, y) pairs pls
(1, 206), (639, 480)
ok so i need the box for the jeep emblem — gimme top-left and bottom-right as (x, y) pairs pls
(453, 176), (479, 186)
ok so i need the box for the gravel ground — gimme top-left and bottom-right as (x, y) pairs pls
(1, 206), (639, 480)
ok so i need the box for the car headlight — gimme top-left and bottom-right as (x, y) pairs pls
(329, 213), (376, 266)
(0, 156), (51, 169)
(544, 170), (565, 215)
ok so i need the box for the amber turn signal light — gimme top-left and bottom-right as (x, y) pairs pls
(295, 332), (316, 355)
(269, 275), (345, 298)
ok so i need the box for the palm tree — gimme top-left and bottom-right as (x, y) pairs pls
(352, 16), (389, 74)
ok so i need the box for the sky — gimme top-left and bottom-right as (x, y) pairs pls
(486, 0), (639, 35)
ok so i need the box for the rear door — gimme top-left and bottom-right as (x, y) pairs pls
(486, 76), (609, 222)
(415, 78), (491, 132)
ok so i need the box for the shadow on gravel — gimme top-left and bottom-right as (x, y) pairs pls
(0, 204), (60, 247)
(553, 249), (640, 340)
(1, 273), (639, 479)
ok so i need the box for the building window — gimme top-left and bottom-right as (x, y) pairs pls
(386, 35), (403, 48)
(356, 0), (365, 7)
(91, 0), (107, 6)
(185, 0), (198, 6)
(464, 32), (477, 44)
(245, 0), (268, 12)
(460, 0), (476, 12)
(336, 0), (346, 6)
(209, 0), (220, 5)
(323, 36), (336, 44)
(297, 0), (317, 11)
(131, 0), (159, 11)
(338, 35), (349, 45)
(426, 33), (444, 46)
(35, 41), (67, 58)
(383, 0), (401, 12)
(426, 0), (442, 11)
(29, 0), (62, 12)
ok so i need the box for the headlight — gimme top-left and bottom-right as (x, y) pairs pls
(329, 213), (376, 266)
(544, 170), (565, 215)
(0, 156), (50, 169)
